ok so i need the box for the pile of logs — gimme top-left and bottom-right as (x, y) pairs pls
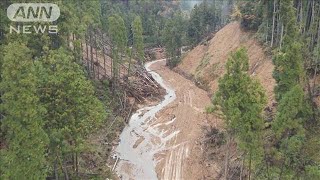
(78, 28), (165, 107)
(120, 65), (164, 103)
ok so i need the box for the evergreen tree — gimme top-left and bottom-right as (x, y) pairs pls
(273, 0), (304, 101)
(187, 1), (225, 46)
(0, 41), (49, 179)
(0, 2), (8, 43)
(108, 14), (128, 81)
(266, 1), (320, 178)
(132, 15), (144, 64)
(0, 1), (109, 178)
(271, 85), (309, 179)
(187, 4), (202, 44)
(35, 48), (107, 177)
(163, 11), (185, 67)
(212, 47), (267, 179)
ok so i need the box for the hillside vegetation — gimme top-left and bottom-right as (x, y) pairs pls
(176, 0), (320, 179)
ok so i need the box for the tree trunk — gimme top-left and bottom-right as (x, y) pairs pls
(305, 0), (312, 32)
(67, 34), (70, 49)
(80, 41), (83, 65)
(72, 33), (75, 51)
(224, 135), (231, 180)
(312, 59), (319, 93)
(102, 34), (106, 74)
(312, 0), (315, 25)
(317, 8), (320, 44)
(86, 34), (90, 75)
(75, 152), (79, 177)
(278, 137), (289, 180)
(310, 0), (316, 50)
(94, 31), (99, 79)
(54, 159), (59, 180)
(90, 31), (95, 79)
(58, 154), (69, 180)
(300, 0), (303, 32)
(280, 23), (284, 49)
(240, 154), (245, 180)
(266, 156), (270, 180)
(128, 49), (132, 76)
(276, 0), (281, 46)
(271, 0), (276, 47)
(266, 21), (269, 44)
(62, 161), (69, 180)
(317, 8), (320, 47)
(307, 73), (317, 121)
(248, 151), (252, 180)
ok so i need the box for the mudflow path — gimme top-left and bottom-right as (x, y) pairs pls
(114, 59), (215, 180)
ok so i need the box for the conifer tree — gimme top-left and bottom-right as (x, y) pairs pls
(187, 4), (202, 44)
(0, 1), (109, 178)
(163, 11), (185, 67)
(266, 1), (320, 178)
(35, 48), (107, 177)
(212, 48), (266, 179)
(273, 0), (304, 100)
(132, 15), (144, 64)
(108, 14), (128, 82)
(271, 85), (309, 179)
(0, 41), (49, 179)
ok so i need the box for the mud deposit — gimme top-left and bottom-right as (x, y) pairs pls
(114, 59), (177, 179)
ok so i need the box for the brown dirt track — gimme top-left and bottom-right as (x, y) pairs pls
(149, 60), (222, 180)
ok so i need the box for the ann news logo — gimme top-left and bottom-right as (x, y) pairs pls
(7, 3), (60, 34)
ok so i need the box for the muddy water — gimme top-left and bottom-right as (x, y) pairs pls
(114, 59), (177, 180)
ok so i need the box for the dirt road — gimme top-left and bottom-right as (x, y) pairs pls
(115, 59), (220, 179)
(150, 60), (220, 180)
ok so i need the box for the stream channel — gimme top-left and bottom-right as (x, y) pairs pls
(114, 59), (178, 180)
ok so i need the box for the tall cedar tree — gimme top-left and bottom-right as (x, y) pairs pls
(270, 1), (320, 178)
(0, 0), (107, 178)
(0, 42), (49, 179)
(108, 14), (128, 81)
(212, 48), (266, 179)
(163, 11), (185, 67)
(271, 85), (309, 179)
(132, 16), (144, 64)
(35, 48), (107, 176)
(273, 0), (304, 101)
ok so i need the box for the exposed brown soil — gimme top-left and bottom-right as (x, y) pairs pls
(80, 22), (278, 179)
(148, 60), (224, 179)
(169, 21), (278, 179)
(178, 44), (209, 74)
(176, 21), (276, 105)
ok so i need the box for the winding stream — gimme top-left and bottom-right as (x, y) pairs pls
(114, 59), (177, 180)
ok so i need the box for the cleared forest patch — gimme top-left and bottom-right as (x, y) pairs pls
(176, 22), (276, 105)
(175, 21), (277, 179)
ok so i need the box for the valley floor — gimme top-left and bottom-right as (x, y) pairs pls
(126, 60), (222, 179)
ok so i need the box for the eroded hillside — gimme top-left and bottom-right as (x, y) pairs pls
(177, 22), (275, 104)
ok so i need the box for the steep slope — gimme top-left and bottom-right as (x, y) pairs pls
(177, 22), (275, 104)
